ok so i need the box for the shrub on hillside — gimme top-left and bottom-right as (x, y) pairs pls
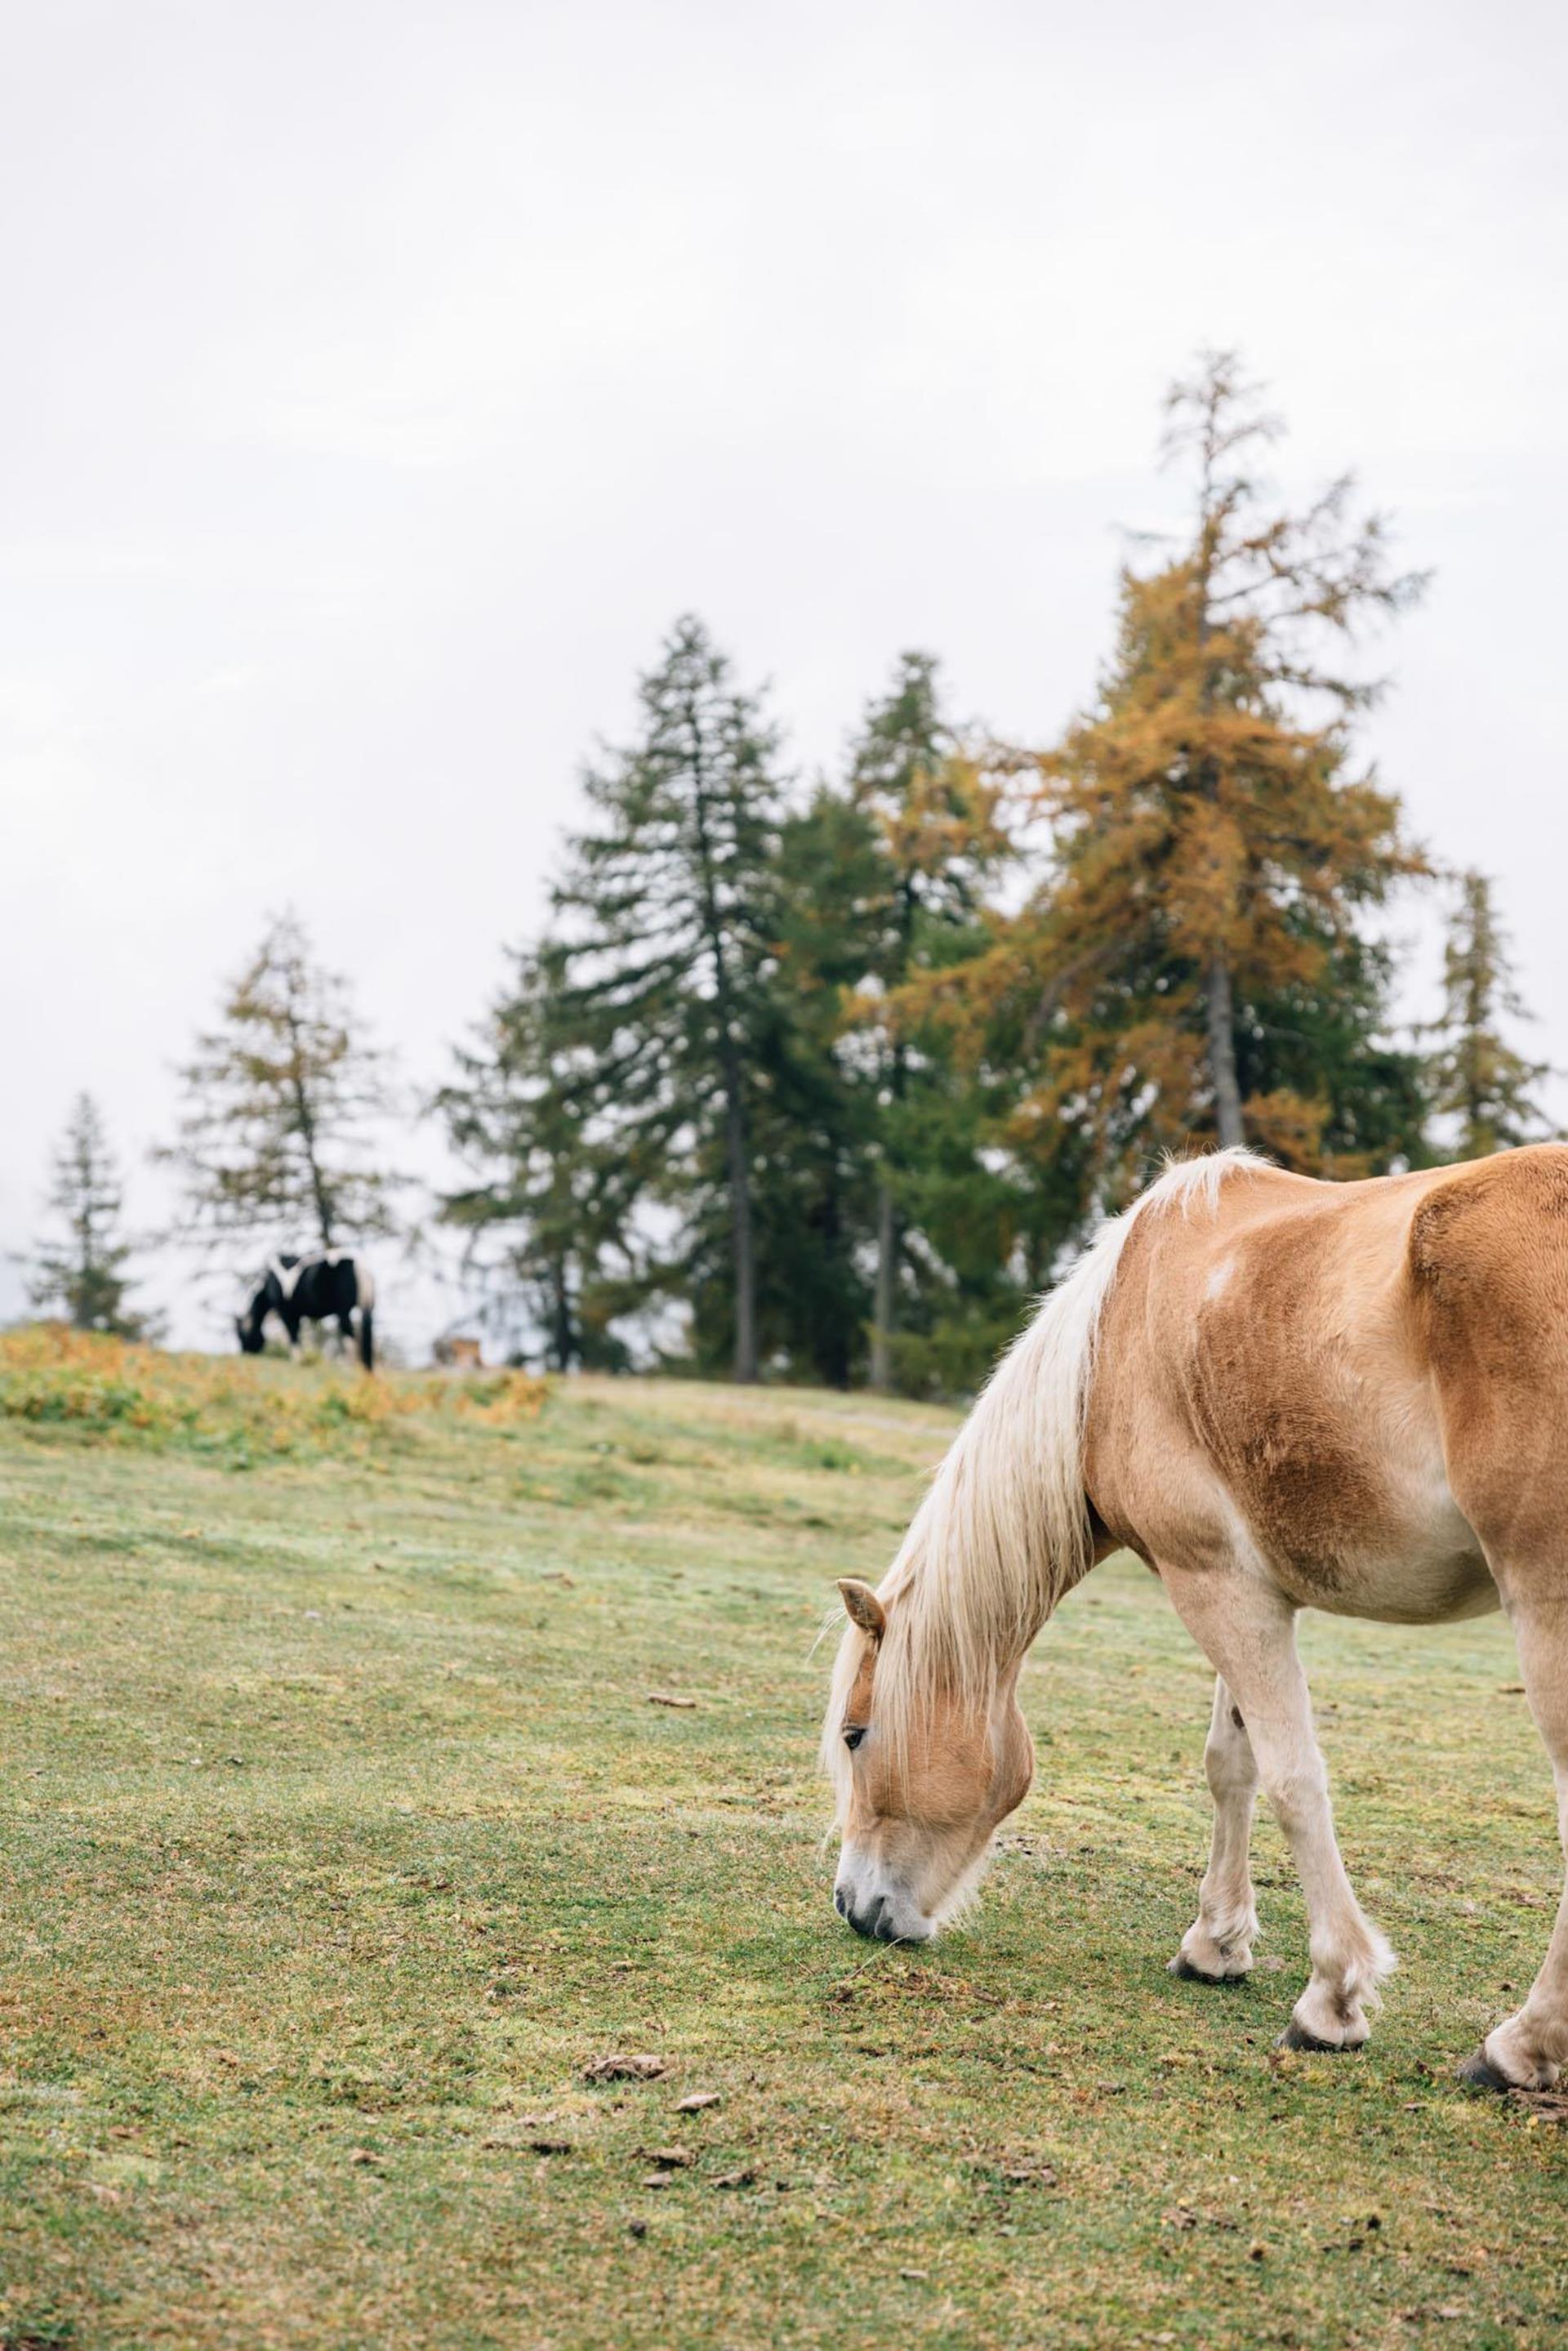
(0, 1326), (546, 1465)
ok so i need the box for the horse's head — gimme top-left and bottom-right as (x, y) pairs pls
(823, 1577), (1035, 1943)
(235, 1293), (267, 1353)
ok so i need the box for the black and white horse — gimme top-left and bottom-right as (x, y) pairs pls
(236, 1252), (376, 1371)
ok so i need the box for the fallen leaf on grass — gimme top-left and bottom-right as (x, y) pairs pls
(713, 2169), (755, 2190)
(583, 2053), (665, 2083)
(675, 2092), (721, 2112)
(635, 2146), (693, 2170)
(899, 2268), (928, 2281)
(347, 2148), (381, 2167)
(641, 2172), (673, 2189)
(530, 2138), (572, 2156)
(646, 1692), (697, 1710)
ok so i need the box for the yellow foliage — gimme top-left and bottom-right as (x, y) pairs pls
(0, 1326), (546, 1462)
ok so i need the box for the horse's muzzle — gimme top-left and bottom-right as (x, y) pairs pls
(833, 1877), (931, 1944)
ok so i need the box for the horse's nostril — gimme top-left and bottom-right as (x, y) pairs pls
(834, 1887), (848, 1918)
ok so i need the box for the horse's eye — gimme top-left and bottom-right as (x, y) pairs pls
(844, 1726), (866, 1752)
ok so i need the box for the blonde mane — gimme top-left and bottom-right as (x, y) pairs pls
(822, 1148), (1268, 1791)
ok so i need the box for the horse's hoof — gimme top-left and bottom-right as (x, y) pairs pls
(1276, 2019), (1357, 2054)
(1168, 1953), (1224, 1983)
(1457, 2048), (1514, 2094)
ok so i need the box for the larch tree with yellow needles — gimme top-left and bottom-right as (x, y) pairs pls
(918, 354), (1431, 1203)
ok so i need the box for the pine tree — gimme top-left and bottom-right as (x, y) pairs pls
(28, 1094), (159, 1337)
(436, 940), (645, 1371)
(917, 354), (1429, 1199)
(549, 617), (788, 1382)
(1427, 870), (1553, 1157)
(161, 912), (399, 1253)
(774, 655), (1072, 1397)
(763, 785), (884, 1386)
(844, 652), (1011, 1387)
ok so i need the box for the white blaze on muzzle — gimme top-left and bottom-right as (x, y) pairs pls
(831, 1845), (935, 1943)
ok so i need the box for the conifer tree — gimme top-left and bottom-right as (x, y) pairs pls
(436, 940), (646, 1370)
(844, 653), (1010, 1386)
(161, 912), (398, 1253)
(916, 354), (1429, 1198)
(763, 784), (885, 1385)
(28, 1094), (159, 1337)
(1427, 870), (1553, 1157)
(548, 617), (788, 1382)
(776, 656), (1071, 1395)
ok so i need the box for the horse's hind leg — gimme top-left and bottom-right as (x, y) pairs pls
(1410, 1146), (1568, 2085)
(1462, 1595), (1568, 2091)
(1169, 1675), (1259, 1982)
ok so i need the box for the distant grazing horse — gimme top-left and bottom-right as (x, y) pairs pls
(237, 1251), (375, 1372)
(824, 1144), (1568, 2090)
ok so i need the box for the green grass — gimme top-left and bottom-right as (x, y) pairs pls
(1, 1349), (1566, 2349)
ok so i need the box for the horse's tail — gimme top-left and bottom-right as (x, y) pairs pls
(356, 1261), (376, 1373)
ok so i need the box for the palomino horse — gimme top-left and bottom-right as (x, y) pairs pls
(823, 1144), (1568, 2089)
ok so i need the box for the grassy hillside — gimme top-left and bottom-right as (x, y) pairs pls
(1, 1339), (1565, 2349)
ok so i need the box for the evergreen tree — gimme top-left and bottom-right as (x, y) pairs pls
(775, 655), (1077, 1396)
(916, 354), (1429, 1199)
(435, 940), (645, 1371)
(160, 912), (399, 1252)
(1426, 870), (1553, 1157)
(844, 653), (1011, 1386)
(28, 1094), (159, 1337)
(549, 617), (788, 1382)
(762, 784), (884, 1385)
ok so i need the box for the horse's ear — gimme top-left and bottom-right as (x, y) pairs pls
(837, 1579), (885, 1642)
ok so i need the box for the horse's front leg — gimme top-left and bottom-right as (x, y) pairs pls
(1169, 1675), (1259, 1982)
(1161, 1566), (1394, 2050)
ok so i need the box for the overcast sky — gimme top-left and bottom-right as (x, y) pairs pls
(3, 0), (1565, 1348)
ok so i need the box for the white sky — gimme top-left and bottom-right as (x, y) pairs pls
(3, 0), (1565, 1349)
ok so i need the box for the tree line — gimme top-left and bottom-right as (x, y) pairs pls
(22, 356), (1557, 1387)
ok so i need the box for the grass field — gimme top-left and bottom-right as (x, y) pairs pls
(2, 1337), (1566, 2349)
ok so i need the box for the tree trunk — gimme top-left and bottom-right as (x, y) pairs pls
(869, 1006), (910, 1394)
(283, 1001), (335, 1251)
(684, 689), (759, 1384)
(1205, 955), (1246, 1149)
(1192, 517), (1245, 1156)
(719, 1032), (759, 1382)
(550, 1259), (576, 1374)
(870, 1177), (896, 1393)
